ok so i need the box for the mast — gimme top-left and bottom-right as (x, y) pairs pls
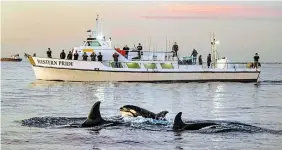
(97, 14), (99, 38)
(95, 14), (101, 39)
(210, 32), (219, 68)
(165, 36), (167, 60)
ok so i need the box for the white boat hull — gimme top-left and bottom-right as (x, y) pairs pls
(32, 66), (259, 82)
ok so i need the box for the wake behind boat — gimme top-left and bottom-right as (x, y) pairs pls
(25, 15), (260, 82)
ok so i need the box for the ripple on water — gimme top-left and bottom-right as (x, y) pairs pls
(1, 62), (282, 150)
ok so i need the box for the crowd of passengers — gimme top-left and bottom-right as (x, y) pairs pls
(171, 42), (260, 69)
(45, 48), (104, 62)
(42, 43), (260, 69)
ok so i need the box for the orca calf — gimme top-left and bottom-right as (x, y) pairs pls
(120, 105), (169, 120)
(173, 112), (218, 131)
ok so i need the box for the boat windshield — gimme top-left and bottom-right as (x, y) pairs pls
(85, 41), (101, 47)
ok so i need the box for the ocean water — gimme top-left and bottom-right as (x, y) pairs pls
(1, 60), (282, 150)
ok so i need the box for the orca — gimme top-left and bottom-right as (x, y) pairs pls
(71, 101), (121, 128)
(173, 112), (218, 131)
(120, 105), (169, 120)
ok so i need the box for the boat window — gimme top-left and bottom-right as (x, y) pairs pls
(110, 62), (123, 68)
(144, 63), (157, 69)
(160, 63), (174, 69)
(87, 41), (101, 47)
(126, 63), (141, 69)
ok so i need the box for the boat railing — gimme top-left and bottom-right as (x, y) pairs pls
(105, 60), (260, 71)
(177, 62), (261, 71)
(202, 62), (260, 70)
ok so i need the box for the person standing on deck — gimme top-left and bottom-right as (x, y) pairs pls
(113, 52), (119, 68)
(82, 52), (88, 61)
(191, 49), (198, 65)
(67, 51), (72, 60)
(97, 52), (103, 62)
(172, 42), (179, 57)
(198, 55), (202, 65)
(254, 53), (260, 69)
(60, 50), (66, 59)
(137, 43), (143, 59)
(123, 45), (130, 58)
(90, 52), (97, 61)
(47, 48), (52, 58)
(207, 54), (212, 68)
(73, 50), (79, 60)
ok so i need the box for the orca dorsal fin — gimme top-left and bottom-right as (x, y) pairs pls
(87, 101), (102, 120)
(173, 112), (186, 130)
(81, 101), (104, 127)
(156, 111), (169, 118)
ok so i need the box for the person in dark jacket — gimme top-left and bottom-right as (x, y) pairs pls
(82, 52), (88, 61)
(113, 52), (119, 68)
(67, 51), (72, 60)
(73, 51), (79, 60)
(198, 55), (202, 65)
(47, 48), (52, 58)
(123, 45), (130, 58)
(90, 52), (97, 61)
(172, 42), (179, 57)
(60, 50), (66, 59)
(137, 43), (142, 59)
(207, 54), (211, 68)
(254, 53), (260, 69)
(97, 52), (103, 62)
(191, 49), (198, 65)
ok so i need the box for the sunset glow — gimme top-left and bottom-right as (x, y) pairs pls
(146, 4), (282, 18)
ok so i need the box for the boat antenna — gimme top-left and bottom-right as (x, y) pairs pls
(149, 37), (151, 61)
(165, 36), (167, 60)
(95, 14), (100, 38)
(168, 40), (171, 60)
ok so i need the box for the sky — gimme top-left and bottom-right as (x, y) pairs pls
(1, 1), (282, 62)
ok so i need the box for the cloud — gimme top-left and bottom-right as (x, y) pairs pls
(142, 3), (282, 20)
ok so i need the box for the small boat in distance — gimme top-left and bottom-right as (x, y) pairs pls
(1, 54), (22, 62)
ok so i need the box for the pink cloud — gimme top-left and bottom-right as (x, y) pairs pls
(143, 4), (282, 19)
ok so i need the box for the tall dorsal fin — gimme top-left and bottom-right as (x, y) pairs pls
(173, 112), (186, 130)
(156, 111), (169, 118)
(87, 101), (102, 120)
(81, 101), (104, 127)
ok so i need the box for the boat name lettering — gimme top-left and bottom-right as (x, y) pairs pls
(37, 59), (73, 66)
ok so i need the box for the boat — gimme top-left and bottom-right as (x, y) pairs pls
(24, 15), (260, 82)
(1, 54), (22, 62)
